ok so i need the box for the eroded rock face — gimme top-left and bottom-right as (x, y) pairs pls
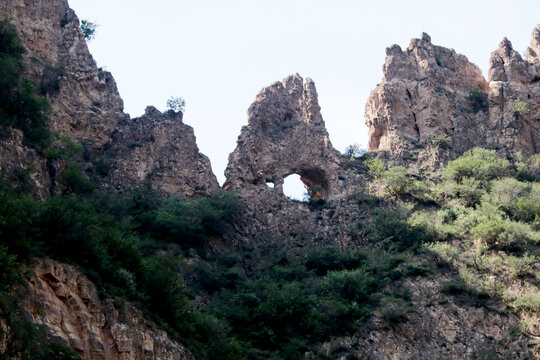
(366, 27), (540, 157)
(312, 278), (535, 360)
(25, 258), (194, 360)
(106, 106), (219, 197)
(224, 74), (343, 199)
(0, 0), (219, 198)
(365, 33), (489, 153)
(487, 25), (540, 154)
(0, 0), (126, 148)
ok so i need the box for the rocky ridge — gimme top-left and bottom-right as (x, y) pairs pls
(365, 28), (540, 157)
(0, 0), (217, 198)
(105, 106), (218, 197)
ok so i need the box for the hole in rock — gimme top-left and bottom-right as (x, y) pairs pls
(283, 174), (306, 201)
(266, 182), (275, 189)
(283, 170), (328, 202)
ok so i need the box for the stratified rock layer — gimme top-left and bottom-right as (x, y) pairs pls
(25, 258), (194, 360)
(365, 33), (488, 153)
(487, 26), (540, 154)
(224, 74), (343, 199)
(106, 106), (219, 197)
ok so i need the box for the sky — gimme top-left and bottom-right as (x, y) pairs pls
(69, 0), (539, 198)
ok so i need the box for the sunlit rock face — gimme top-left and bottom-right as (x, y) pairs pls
(487, 25), (540, 154)
(0, 0), (220, 198)
(365, 32), (489, 154)
(224, 74), (343, 200)
(365, 27), (540, 157)
(106, 106), (219, 197)
(0, 0), (125, 148)
(24, 258), (194, 360)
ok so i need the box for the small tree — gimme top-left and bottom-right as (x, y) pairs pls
(80, 20), (97, 41)
(512, 98), (529, 118)
(167, 96), (186, 113)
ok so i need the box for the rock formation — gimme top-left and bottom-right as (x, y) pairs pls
(312, 278), (535, 360)
(0, 0), (218, 198)
(366, 28), (540, 157)
(487, 25), (540, 154)
(224, 74), (343, 199)
(105, 106), (218, 197)
(223, 74), (366, 248)
(365, 33), (489, 154)
(0, 0), (125, 148)
(24, 258), (194, 360)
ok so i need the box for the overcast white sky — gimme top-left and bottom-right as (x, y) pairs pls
(69, 0), (539, 193)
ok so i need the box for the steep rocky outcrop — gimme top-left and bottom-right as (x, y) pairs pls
(223, 74), (366, 248)
(224, 74), (343, 199)
(23, 258), (194, 360)
(365, 33), (488, 154)
(106, 106), (218, 197)
(366, 27), (540, 157)
(0, 0), (219, 198)
(487, 25), (540, 154)
(312, 278), (535, 360)
(0, 0), (125, 148)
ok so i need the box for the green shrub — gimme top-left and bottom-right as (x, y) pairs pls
(468, 88), (488, 112)
(381, 166), (415, 197)
(444, 148), (513, 184)
(366, 158), (385, 179)
(431, 134), (451, 149)
(0, 20), (51, 152)
(471, 217), (538, 251)
(511, 98), (529, 118)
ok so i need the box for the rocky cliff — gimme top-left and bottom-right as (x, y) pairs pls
(23, 258), (193, 360)
(223, 74), (366, 248)
(105, 106), (218, 197)
(366, 28), (540, 157)
(0, 0), (125, 148)
(365, 33), (488, 154)
(0, 0), (218, 198)
(488, 26), (540, 154)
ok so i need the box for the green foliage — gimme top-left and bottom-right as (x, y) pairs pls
(80, 20), (97, 41)
(0, 20), (51, 152)
(343, 143), (366, 159)
(366, 157), (385, 179)
(380, 166), (415, 197)
(366, 207), (428, 251)
(204, 244), (410, 359)
(468, 88), (488, 112)
(511, 98), (529, 118)
(166, 96), (186, 113)
(60, 164), (97, 195)
(443, 147), (513, 184)
(431, 134), (451, 150)
(0, 185), (245, 360)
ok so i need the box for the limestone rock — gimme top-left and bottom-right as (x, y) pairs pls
(0, 0), (126, 148)
(105, 106), (219, 197)
(365, 33), (489, 154)
(224, 74), (343, 199)
(25, 258), (194, 360)
(487, 25), (540, 154)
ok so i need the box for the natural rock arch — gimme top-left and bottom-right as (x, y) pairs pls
(223, 74), (342, 200)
